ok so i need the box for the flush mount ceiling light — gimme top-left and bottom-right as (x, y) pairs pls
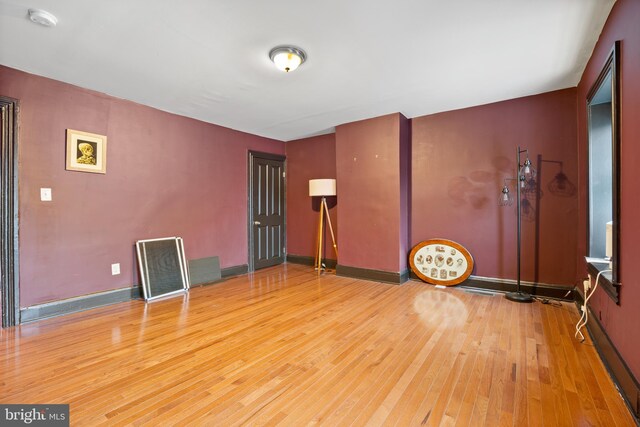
(269, 46), (307, 73)
(28, 9), (58, 27)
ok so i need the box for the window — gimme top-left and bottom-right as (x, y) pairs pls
(586, 41), (620, 303)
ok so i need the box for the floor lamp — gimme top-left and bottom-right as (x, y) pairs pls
(309, 179), (338, 272)
(499, 146), (535, 303)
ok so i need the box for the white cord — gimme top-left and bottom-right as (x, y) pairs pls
(575, 269), (611, 342)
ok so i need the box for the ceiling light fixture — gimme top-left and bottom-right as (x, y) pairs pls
(28, 9), (58, 27)
(269, 46), (307, 73)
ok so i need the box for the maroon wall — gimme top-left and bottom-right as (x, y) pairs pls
(285, 134), (337, 259)
(412, 89), (578, 286)
(335, 113), (409, 273)
(577, 0), (640, 381)
(0, 65), (284, 307)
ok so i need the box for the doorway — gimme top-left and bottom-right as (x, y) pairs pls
(248, 151), (286, 271)
(1, 96), (19, 327)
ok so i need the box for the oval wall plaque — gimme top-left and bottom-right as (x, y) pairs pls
(409, 238), (474, 286)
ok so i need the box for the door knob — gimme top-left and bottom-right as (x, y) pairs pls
(254, 221), (261, 225)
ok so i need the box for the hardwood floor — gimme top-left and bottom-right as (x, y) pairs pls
(0, 263), (635, 426)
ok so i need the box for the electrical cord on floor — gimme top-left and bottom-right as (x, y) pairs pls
(575, 269), (610, 342)
(532, 296), (562, 307)
(531, 289), (572, 306)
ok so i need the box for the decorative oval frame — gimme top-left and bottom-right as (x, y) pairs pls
(409, 238), (474, 286)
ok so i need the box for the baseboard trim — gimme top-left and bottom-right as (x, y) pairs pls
(408, 272), (574, 300)
(463, 275), (574, 300)
(286, 254), (337, 269)
(580, 302), (640, 421)
(221, 264), (248, 278)
(336, 264), (409, 284)
(189, 279), (224, 288)
(20, 286), (142, 324)
(19, 263), (250, 324)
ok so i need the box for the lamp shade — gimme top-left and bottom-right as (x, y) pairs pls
(309, 179), (336, 197)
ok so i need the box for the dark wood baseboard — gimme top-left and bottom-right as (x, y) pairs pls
(190, 279), (224, 288)
(221, 264), (248, 278)
(575, 298), (640, 421)
(20, 286), (142, 324)
(336, 264), (409, 285)
(20, 263), (250, 324)
(286, 254), (337, 269)
(408, 272), (574, 301)
(461, 276), (574, 300)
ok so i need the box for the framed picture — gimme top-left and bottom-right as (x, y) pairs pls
(66, 129), (107, 174)
(409, 238), (474, 286)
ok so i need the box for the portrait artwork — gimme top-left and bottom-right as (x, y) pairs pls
(66, 129), (107, 174)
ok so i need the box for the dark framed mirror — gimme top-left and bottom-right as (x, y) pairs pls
(586, 40), (620, 302)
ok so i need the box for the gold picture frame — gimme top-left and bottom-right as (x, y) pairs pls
(66, 129), (107, 174)
(409, 238), (474, 286)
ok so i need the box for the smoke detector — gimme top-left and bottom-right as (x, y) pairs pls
(28, 9), (58, 27)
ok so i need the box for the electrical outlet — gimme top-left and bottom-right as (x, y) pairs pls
(583, 278), (591, 292)
(40, 188), (52, 201)
(111, 263), (120, 275)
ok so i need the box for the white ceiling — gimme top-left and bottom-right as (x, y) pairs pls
(0, 0), (615, 141)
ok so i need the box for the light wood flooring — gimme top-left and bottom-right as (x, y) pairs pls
(0, 263), (635, 426)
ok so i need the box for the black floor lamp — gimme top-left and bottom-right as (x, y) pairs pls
(499, 146), (535, 303)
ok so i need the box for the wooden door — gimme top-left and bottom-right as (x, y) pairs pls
(249, 152), (286, 271)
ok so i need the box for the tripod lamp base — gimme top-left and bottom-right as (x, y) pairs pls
(505, 291), (534, 303)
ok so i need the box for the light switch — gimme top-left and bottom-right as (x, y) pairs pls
(111, 263), (120, 275)
(40, 188), (52, 201)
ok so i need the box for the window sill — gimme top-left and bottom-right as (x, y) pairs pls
(586, 259), (620, 304)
